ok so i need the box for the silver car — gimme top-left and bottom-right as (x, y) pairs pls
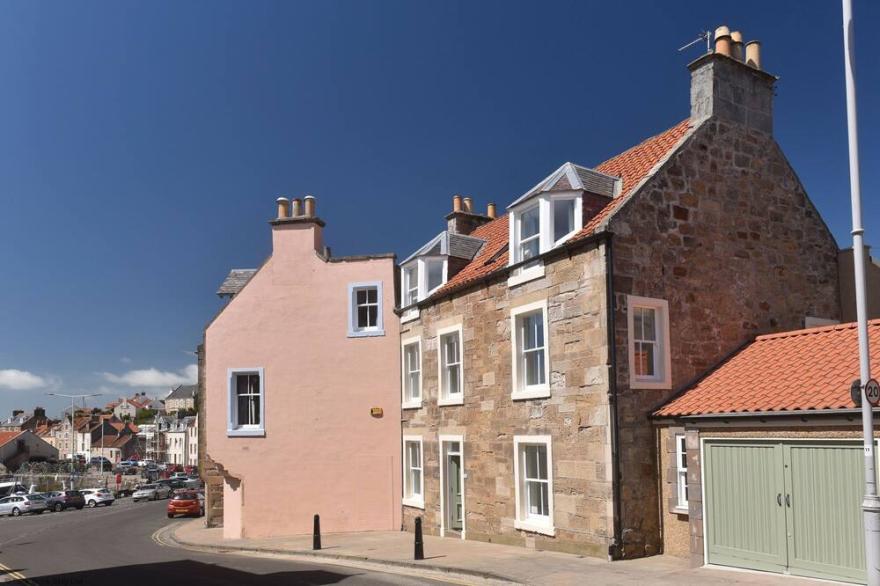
(80, 488), (115, 507)
(0, 494), (48, 516)
(132, 483), (171, 502)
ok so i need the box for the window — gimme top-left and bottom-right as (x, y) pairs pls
(627, 296), (671, 389)
(510, 300), (550, 400)
(513, 436), (554, 535)
(438, 324), (463, 406)
(348, 282), (384, 337)
(400, 258), (447, 322)
(403, 265), (419, 307)
(675, 434), (688, 510)
(508, 193), (582, 286)
(425, 258), (445, 293)
(401, 338), (422, 408)
(227, 368), (265, 437)
(403, 436), (424, 508)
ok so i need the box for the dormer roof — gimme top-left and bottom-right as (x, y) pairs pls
(400, 231), (485, 265)
(508, 162), (621, 209)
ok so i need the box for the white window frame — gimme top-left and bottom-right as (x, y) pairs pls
(401, 263), (420, 323)
(510, 300), (551, 400)
(513, 435), (555, 536)
(401, 336), (423, 409)
(226, 367), (265, 437)
(675, 433), (688, 511)
(508, 192), (583, 287)
(402, 435), (425, 509)
(421, 256), (447, 297)
(347, 281), (385, 338)
(627, 295), (672, 389)
(437, 323), (464, 406)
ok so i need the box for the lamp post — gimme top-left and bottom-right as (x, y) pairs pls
(47, 393), (101, 490)
(840, 1), (880, 583)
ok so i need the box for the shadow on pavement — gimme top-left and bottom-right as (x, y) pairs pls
(22, 559), (363, 586)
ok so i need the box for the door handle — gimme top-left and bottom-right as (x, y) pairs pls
(785, 494), (791, 507)
(777, 493), (782, 506)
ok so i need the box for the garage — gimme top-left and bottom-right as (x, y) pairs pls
(703, 439), (865, 583)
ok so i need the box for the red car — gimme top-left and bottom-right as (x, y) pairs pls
(166, 491), (204, 518)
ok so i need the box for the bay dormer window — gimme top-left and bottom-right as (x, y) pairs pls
(400, 257), (448, 322)
(509, 193), (583, 286)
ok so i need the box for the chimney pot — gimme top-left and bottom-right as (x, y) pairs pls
(714, 25), (730, 38)
(462, 197), (473, 213)
(487, 202), (496, 219)
(276, 197), (290, 220)
(745, 40), (762, 70)
(303, 195), (316, 218)
(291, 198), (303, 217)
(452, 195), (462, 213)
(714, 33), (732, 57)
(730, 31), (744, 61)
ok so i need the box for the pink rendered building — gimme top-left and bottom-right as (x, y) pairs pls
(204, 196), (401, 539)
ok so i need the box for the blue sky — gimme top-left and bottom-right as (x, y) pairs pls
(1, 1), (878, 418)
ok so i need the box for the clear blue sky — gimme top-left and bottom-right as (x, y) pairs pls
(1, 1), (878, 418)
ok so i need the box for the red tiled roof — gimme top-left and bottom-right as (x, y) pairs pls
(0, 431), (22, 448)
(432, 119), (693, 299)
(654, 320), (880, 417)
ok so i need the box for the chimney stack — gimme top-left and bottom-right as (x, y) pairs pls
(276, 197), (290, 220)
(446, 194), (492, 235)
(291, 198), (303, 217)
(690, 24), (776, 134)
(304, 195), (316, 218)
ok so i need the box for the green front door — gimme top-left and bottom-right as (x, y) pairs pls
(705, 439), (867, 584)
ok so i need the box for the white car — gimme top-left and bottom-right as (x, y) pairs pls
(80, 488), (115, 507)
(0, 494), (48, 516)
(132, 484), (171, 502)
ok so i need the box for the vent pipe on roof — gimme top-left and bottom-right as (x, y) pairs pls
(730, 31), (744, 61)
(745, 41), (762, 70)
(303, 195), (316, 218)
(714, 26), (732, 57)
(291, 198), (303, 217)
(276, 197), (290, 220)
(487, 202), (496, 219)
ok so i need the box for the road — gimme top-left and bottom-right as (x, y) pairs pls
(0, 498), (450, 585)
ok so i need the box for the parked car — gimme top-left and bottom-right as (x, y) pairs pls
(0, 494), (47, 516)
(41, 490), (86, 512)
(182, 478), (202, 490)
(119, 460), (137, 468)
(170, 472), (189, 480)
(166, 491), (204, 518)
(132, 484), (171, 502)
(0, 482), (28, 498)
(80, 488), (115, 507)
(89, 456), (113, 472)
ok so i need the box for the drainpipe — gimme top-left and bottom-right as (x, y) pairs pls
(604, 233), (624, 560)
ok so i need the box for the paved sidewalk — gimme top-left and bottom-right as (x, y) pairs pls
(168, 521), (825, 585)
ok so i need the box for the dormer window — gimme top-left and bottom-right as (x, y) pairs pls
(509, 193), (583, 285)
(400, 256), (448, 321)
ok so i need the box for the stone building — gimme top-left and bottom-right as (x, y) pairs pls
(398, 30), (840, 559)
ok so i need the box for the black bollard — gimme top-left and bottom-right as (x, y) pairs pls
(414, 516), (424, 560)
(313, 514), (321, 550)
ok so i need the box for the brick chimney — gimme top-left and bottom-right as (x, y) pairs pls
(689, 25), (776, 134)
(446, 195), (493, 236)
(270, 194), (326, 256)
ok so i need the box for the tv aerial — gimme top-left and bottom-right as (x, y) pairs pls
(678, 30), (712, 54)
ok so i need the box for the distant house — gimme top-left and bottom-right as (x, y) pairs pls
(165, 385), (197, 414)
(0, 430), (59, 469)
(0, 407), (51, 432)
(165, 416), (196, 466)
(111, 399), (138, 420)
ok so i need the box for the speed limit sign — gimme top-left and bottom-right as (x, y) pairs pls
(865, 378), (880, 407)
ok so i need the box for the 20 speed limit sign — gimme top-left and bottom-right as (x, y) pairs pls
(866, 378), (880, 407)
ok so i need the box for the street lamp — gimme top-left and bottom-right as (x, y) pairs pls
(47, 392), (102, 489)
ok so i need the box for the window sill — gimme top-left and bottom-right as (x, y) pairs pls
(630, 378), (672, 390)
(402, 401), (423, 410)
(347, 329), (385, 338)
(438, 396), (464, 407)
(507, 264), (545, 288)
(672, 506), (689, 516)
(401, 310), (420, 324)
(402, 497), (425, 510)
(514, 519), (556, 537)
(511, 386), (551, 401)
(227, 428), (265, 438)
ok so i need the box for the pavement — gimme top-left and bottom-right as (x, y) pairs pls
(168, 520), (831, 586)
(0, 497), (450, 585)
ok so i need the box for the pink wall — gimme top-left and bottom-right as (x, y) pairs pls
(206, 219), (401, 539)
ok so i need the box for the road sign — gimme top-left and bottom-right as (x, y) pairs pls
(865, 378), (880, 407)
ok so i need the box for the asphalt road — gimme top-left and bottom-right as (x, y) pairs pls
(0, 498), (450, 585)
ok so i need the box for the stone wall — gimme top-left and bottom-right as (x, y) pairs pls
(197, 341), (224, 528)
(608, 118), (841, 557)
(401, 243), (614, 556)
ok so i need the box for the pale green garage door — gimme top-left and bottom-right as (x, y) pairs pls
(704, 439), (866, 583)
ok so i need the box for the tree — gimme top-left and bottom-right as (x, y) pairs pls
(134, 408), (156, 424)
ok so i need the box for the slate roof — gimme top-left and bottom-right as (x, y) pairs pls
(217, 269), (257, 297)
(430, 119), (694, 300)
(401, 232), (486, 265)
(509, 162), (620, 208)
(166, 384), (197, 401)
(654, 320), (880, 418)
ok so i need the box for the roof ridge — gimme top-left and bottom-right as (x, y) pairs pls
(755, 319), (880, 342)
